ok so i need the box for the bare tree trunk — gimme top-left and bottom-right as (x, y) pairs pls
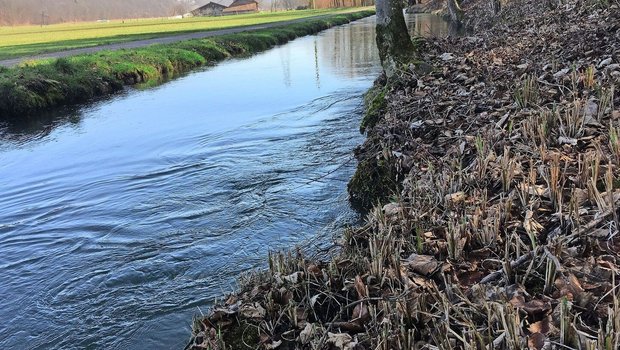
(376, 0), (415, 79)
(446, 0), (464, 24)
(491, 0), (501, 14)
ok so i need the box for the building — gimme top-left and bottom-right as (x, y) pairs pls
(222, 0), (259, 14)
(191, 2), (227, 16)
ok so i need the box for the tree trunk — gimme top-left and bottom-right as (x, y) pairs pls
(446, 0), (464, 24)
(376, 0), (415, 79)
(491, 0), (501, 14)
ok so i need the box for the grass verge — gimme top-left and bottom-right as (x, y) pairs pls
(0, 8), (371, 60)
(0, 10), (375, 121)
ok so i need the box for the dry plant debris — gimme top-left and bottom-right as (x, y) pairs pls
(188, 0), (620, 349)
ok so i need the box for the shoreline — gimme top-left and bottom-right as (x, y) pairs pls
(189, 0), (620, 349)
(0, 9), (375, 67)
(0, 10), (375, 122)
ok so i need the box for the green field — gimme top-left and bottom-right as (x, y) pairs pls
(0, 8), (371, 60)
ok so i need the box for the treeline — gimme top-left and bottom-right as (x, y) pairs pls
(0, 0), (200, 26)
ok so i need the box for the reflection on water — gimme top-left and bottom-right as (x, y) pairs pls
(317, 13), (455, 80)
(0, 14), (452, 350)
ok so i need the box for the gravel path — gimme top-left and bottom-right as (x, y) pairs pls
(0, 14), (343, 68)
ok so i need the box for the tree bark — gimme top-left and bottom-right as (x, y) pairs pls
(376, 0), (415, 79)
(446, 0), (464, 24)
(491, 0), (501, 14)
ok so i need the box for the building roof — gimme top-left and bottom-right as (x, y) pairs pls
(226, 0), (258, 7)
(194, 2), (227, 10)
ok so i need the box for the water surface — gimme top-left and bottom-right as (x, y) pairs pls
(0, 14), (452, 349)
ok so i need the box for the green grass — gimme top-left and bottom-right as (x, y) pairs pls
(0, 8), (371, 60)
(0, 10), (376, 121)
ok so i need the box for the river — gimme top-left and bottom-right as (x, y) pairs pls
(0, 14), (453, 349)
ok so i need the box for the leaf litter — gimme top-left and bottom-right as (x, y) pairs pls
(188, 0), (620, 348)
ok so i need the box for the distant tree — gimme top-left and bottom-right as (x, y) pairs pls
(171, 2), (188, 15)
(0, 0), (201, 25)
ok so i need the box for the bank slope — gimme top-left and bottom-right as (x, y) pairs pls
(188, 1), (620, 349)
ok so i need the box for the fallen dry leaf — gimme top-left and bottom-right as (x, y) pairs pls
(265, 340), (282, 349)
(299, 323), (315, 345)
(283, 271), (303, 284)
(405, 254), (439, 276)
(352, 303), (370, 324)
(327, 332), (358, 350)
(354, 275), (367, 299)
(239, 303), (266, 320)
(382, 202), (402, 217)
(528, 332), (546, 350)
(445, 191), (466, 203)
(522, 299), (552, 316)
(523, 210), (543, 236)
(528, 317), (551, 334)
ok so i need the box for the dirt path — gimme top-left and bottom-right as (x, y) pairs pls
(0, 14), (349, 68)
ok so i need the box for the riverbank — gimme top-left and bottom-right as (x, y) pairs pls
(0, 9), (373, 62)
(0, 10), (374, 121)
(189, 0), (620, 349)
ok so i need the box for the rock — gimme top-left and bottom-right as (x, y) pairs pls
(516, 63), (529, 70)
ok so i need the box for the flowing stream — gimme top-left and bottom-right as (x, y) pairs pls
(0, 14), (453, 349)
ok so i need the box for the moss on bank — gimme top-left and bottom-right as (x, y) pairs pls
(347, 75), (395, 212)
(0, 10), (375, 121)
(347, 154), (399, 212)
(359, 84), (386, 133)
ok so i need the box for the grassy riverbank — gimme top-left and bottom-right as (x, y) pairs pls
(189, 0), (620, 349)
(0, 8), (370, 61)
(0, 10), (375, 121)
